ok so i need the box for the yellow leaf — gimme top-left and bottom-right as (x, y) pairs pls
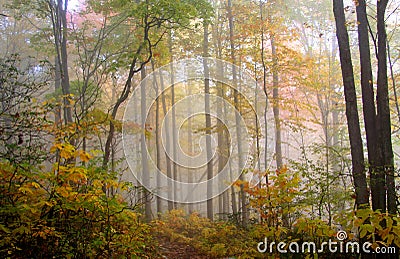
(18, 186), (33, 195)
(93, 180), (103, 188)
(31, 182), (40, 189)
(59, 144), (76, 159)
(57, 186), (72, 198)
(67, 169), (87, 183)
(394, 238), (400, 249)
(78, 150), (92, 162)
(50, 143), (62, 153)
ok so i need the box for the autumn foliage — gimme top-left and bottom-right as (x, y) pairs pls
(0, 141), (156, 258)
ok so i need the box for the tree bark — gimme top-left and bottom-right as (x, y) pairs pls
(212, 14), (229, 219)
(186, 75), (194, 214)
(169, 32), (178, 207)
(151, 60), (162, 215)
(140, 67), (152, 221)
(49, 0), (73, 126)
(203, 22), (213, 221)
(159, 67), (174, 211)
(227, 0), (248, 227)
(58, 0), (73, 125)
(270, 35), (283, 170)
(355, 0), (377, 210)
(376, 0), (395, 214)
(333, 0), (369, 206)
(54, 55), (62, 126)
(102, 11), (154, 169)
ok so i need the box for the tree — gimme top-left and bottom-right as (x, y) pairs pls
(140, 66), (152, 221)
(334, 0), (398, 215)
(203, 20), (214, 220)
(355, 0), (379, 211)
(376, 0), (395, 214)
(49, 0), (73, 126)
(7, 0), (74, 128)
(100, 0), (209, 171)
(333, 0), (369, 207)
(0, 55), (52, 166)
(227, 0), (248, 226)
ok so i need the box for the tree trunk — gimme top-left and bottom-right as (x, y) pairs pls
(140, 67), (152, 221)
(212, 15), (229, 219)
(186, 75), (194, 214)
(259, 1), (270, 197)
(102, 14), (152, 169)
(54, 55), (62, 126)
(270, 35), (283, 171)
(333, 0), (369, 206)
(57, 0), (73, 125)
(169, 32), (179, 207)
(203, 22), (213, 221)
(376, 0), (395, 214)
(227, 0), (247, 227)
(217, 82), (230, 220)
(150, 60), (162, 215)
(355, 0), (377, 211)
(159, 68), (174, 211)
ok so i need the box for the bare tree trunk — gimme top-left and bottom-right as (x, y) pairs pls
(102, 11), (154, 169)
(203, 22), (213, 221)
(159, 68), (174, 211)
(270, 35), (283, 171)
(356, 0), (377, 210)
(333, 0), (369, 206)
(49, 0), (73, 126)
(227, 0), (247, 227)
(259, 1), (270, 196)
(217, 82), (224, 220)
(58, 0), (73, 125)
(140, 67), (152, 221)
(376, 0), (395, 214)
(223, 90), (238, 218)
(54, 55), (62, 126)
(212, 15), (229, 219)
(151, 60), (162, 215)
(186, 77), (194, 214)
(217, 82), (229, 220)
(169, 32), (178, 208)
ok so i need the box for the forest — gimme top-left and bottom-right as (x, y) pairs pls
(0, 0), (400, 258)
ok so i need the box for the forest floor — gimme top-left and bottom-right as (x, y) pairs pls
(157, 236), (211, 259)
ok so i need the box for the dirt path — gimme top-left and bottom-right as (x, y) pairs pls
(157, 237), (212, 259)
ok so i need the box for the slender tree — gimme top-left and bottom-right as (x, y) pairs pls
(376, 0), (395, 214)
(203, 21), (214, 220)
(151, 59), (163, 215)
(159, 66), (174, 211)
(169, 31), (179, 207)
(140, 66), (152, 221)
(355, 0), (377, 210)
(227, 0), (248, 226)
(270, 35), (283, 170)
(333, 0), (369, 207)
(52, 0), (73, 125)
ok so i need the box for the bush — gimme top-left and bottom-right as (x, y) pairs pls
(152, 209), (258, 258)
(0, 142), (158, 258)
